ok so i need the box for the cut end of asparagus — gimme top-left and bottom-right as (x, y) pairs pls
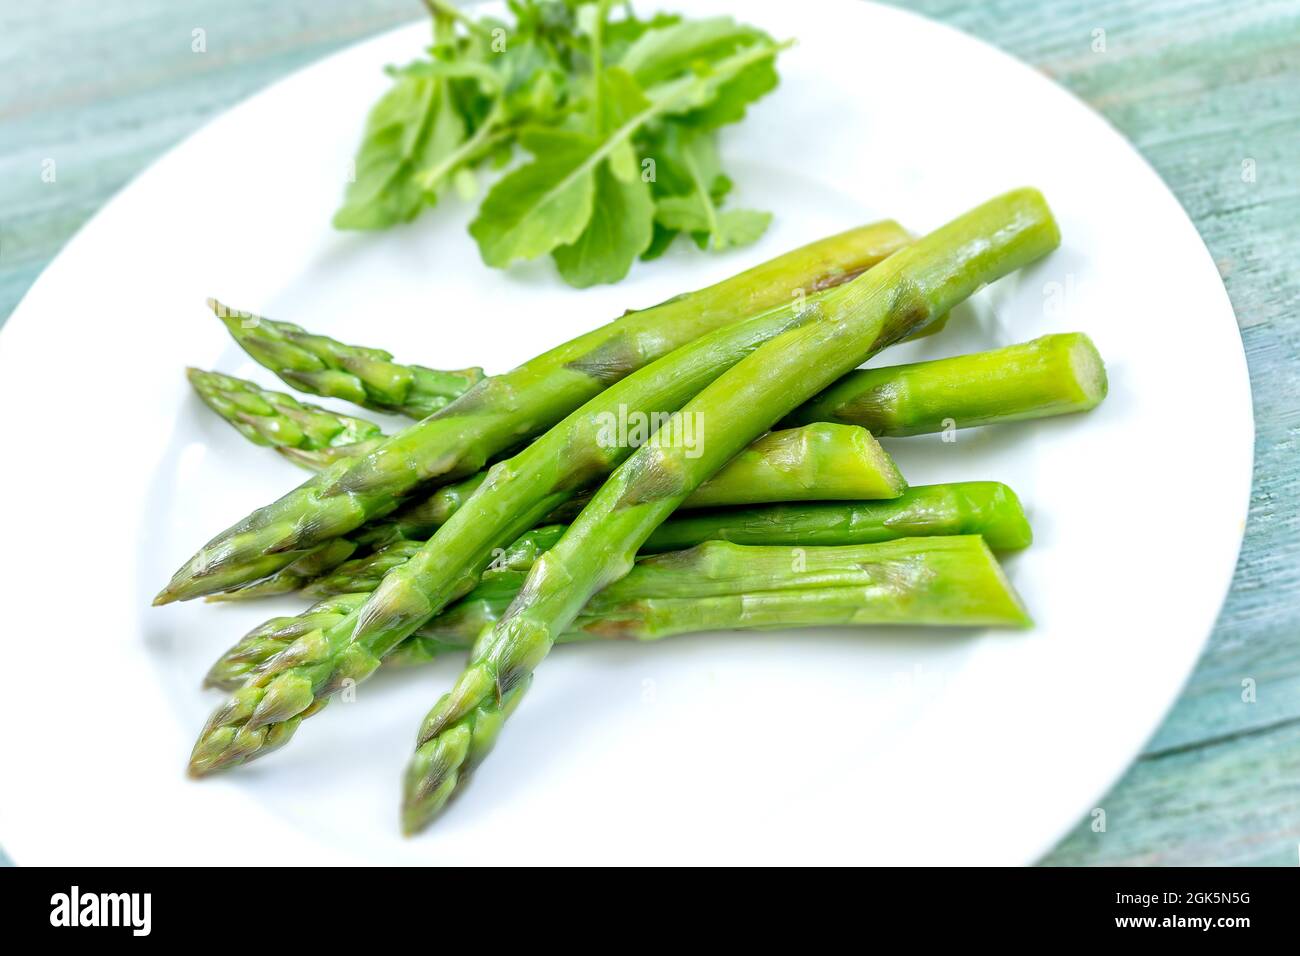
(964, 536), (1034, 628)
(998, 495), (1034, 552)
(1064, 332), (1108, 409)
(957, 481), (1034, 551)
(845, 425), (908, 498)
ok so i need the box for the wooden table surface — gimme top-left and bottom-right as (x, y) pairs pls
(2, 0), (1297, 866)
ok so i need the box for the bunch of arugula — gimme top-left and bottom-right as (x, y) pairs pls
(334, 0), (789, 287)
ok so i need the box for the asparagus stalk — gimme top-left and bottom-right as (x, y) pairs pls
(783, 333), (1108, 436)
(210, 300), (485, 418)
(644, 482), (1034, 552)
(303, 481), (1029, 601)
(544, 424), (906, 518)
(644, 423), (902, 508)
(402, 188), (1060, 831)
(205, 527), (567, 689)
(187, 256), (915, 773)
(207, 594), (370, 690)
(206, 482), (1030, 684)
(211, 422), (904, 601)
(160, 221), (911, 604)
(207, 536), (1028, 689)
(491, 536), (1026, 636)
(200, 332), (1105, 477)
(187, 368), (385, 469)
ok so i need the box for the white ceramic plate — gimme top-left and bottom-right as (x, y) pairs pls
(0, 0), (1251, 865)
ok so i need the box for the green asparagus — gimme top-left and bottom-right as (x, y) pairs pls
(201, 329), (1105, 477)
(204, 419), (887, 600)
(187, 368), (385, 469)
(639, 422), (903, 508)
(402, 187), (1060, 832)
(225, 419), (904, 534)
(302, 481), (1029, 602)
(783, 332), (1108, 436)
(187, 249), (916, 773)
(205, 526), (566, 689)
(160, 221), (911, 603)
(208, 536), (1027, 689)
(205, 482), (1030, 684)
(209, 422), (904, 601)
(211, 299), (484, 418)
(643, 482), (1034, 553)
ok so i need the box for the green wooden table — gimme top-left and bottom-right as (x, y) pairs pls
(2, 0), (1297, 866)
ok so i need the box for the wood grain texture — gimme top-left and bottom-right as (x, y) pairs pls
(1, 0), (1296, 866)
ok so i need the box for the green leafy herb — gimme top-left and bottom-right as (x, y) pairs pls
(335, 0), (789, 286)
(648, 125), (771, 251)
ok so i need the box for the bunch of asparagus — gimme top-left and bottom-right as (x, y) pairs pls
(161, 188), (1106, 834)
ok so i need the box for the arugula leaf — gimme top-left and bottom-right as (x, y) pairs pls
(602, 11), (681, 62)
(620, 17), (759, 87)
(338, 1), (789, 285)
(640, 222), (680, 261)
(471, 65), (660, 270)
(554, 158), (654, 285)
(709, 209), (773, 249)
(656, 198), (771, 250)
(647, 125), (728, 199)
(468, 128), (600, 267)
(680, 50), (780, 130)
(553, 67), (655, 285)
(650, 127), (770, 251)
(652, 195), (711, 232)
(333, 73), (465, 230)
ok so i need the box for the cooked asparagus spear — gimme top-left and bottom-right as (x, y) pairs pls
(160, 221), (911, 604)
(402, 188), (1060, 832)
(638, 423), (904, 508)
(472, 535), (1027, 636)
(188, 193), (1050, 778)
(210, 299), (484, 418)
(204, 472), (499, 601)
(209, 422), (904, 601)
(303, 481), (1029, 601)
(205, 526), (566, 688)
(207, 484), (1028, 681)
(643, 481), (1034, 552)
(196, 367), (908, 504)
(187, 265), (915, 773)
(200, 332), (1105, 478)
(187, 368), (386, 469)
(783, 332), (1107, 436)
(206, 481), (1030, 686)
(208, 537), (1027, 689)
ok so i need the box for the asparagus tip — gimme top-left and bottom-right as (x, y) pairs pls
(399, 810), (424, 838)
